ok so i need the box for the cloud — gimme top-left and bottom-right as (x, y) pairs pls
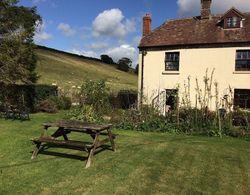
(105, 44), (138, 67)
(32, 0), (47, 4)
(87, 42), (108, 50)
(34, 21), (52, 43)
(92, 8), (136, 38)
(177, 0), (250, 17)
(57, 23), (76, 37)
(71, 49), (98, 58)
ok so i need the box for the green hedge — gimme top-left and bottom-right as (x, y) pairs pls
(0, 83), (58, 112)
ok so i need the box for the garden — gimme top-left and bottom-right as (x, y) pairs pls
(1, 112), (250, 194)
(0, 79), (250, 194)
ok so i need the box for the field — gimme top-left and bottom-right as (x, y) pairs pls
(36, 48), (138, 92)
(1, 112), (250, 194)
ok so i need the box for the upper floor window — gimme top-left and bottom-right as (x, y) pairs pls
(226, 17), (239, 28)
(236, 50), (250, 71)
(165, 52), (179, 71)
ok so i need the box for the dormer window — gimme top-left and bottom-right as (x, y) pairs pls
(227, 17), (239, 28)
(221, 7), (244, 29)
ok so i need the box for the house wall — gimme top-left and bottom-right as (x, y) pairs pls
(138, 46), (250, 110)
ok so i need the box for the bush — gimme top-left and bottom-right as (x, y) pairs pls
(67, 105), (103, 123)
(114, 106), (169, 132)
(79, 79), (111, 114)
(0, 83), (58, 112)
(36, 99), (58, 113)
(49, 96), (71, 110)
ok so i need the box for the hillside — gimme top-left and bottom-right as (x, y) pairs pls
(35, 46), (138, 92)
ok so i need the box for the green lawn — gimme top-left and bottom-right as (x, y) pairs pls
(0, 112), (250, 194)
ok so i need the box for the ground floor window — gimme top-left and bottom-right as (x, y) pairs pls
(165, 89), (178, 112)
(234, 89), (250, 109)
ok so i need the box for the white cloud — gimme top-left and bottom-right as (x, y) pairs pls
(34, 21), (52, 43)
(32, 0), (47, 4)
(57, 23), (76, 37)
(71, 49), (98, 58)
(92, 8), (136, 38)
(177, 0), (250, 17)
(105, 44), (138, 67)
(88, 42), (108, 50)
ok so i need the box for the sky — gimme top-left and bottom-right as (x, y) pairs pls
(18, 0), (250, 67)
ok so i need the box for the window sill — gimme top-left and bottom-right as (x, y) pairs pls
(162, 71), (180, 75)
(233, 71), (250, 74)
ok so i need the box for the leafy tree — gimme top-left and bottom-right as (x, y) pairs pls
(118, 57), (132, 72)
(0, 0), (41, 84)
(100, 54), (114, 64)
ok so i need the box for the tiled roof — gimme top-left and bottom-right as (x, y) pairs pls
(139, 13), (250, 48)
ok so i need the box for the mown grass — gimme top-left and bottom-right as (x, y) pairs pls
(36, 48), (138, 92)
(0, 112), (250, 194)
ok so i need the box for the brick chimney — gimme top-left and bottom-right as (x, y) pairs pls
(201, 0), (212, 19)
(143, 14), (151, 36)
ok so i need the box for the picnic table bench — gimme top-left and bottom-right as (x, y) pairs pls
(31, 120), (116, 168)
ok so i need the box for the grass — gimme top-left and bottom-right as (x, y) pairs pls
(0, 112), (250, 194)
(36, 48), (138, 92)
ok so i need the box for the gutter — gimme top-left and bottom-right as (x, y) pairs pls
(138, 41), (250, 51)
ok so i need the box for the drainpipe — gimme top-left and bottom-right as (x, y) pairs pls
(140, 50), (146, 106)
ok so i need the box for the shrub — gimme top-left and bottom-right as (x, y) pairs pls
(114, 106), (170, 132)
(49, 96), (71, 110)
(79, 79), (111, 114)
(0, 83), (58, 112)
(67, 105), (103, 123)
(36, 99), (58, 113)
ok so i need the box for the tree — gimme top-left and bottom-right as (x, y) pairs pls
(100, 54), (114, 64)
(0, 0), (41, 84)
(118, 57), (132, 72)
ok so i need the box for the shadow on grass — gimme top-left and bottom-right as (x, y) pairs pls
(0, 145), (113, 170)
(35, 144), (112, 160)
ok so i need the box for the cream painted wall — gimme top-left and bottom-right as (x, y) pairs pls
(139, 47), (250, 110)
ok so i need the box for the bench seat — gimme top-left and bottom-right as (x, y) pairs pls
(32, 137), (93, 150)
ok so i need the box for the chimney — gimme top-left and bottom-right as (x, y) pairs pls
(201, 0), (212, 19)
(143, 14), (151, 36)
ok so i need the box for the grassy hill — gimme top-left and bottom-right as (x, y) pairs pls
(35, 46), (138, 92)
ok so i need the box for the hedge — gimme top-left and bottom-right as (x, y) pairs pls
(0, 83), (58, 112)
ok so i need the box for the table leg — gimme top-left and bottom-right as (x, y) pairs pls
(41, 126), (48, 137)
(107, 129), (116, 152)
(51, 127), (69, 140)
(85, 133), (99, 168)
(31, 142), (41, 159)
(31, 126), (48, 159)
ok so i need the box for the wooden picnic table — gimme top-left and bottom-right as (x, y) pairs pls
(31, 120), (116, 168)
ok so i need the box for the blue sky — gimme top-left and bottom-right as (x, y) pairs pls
(18, 0), (250, 66)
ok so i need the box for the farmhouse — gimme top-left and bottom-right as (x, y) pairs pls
(138, 0), (250, 113)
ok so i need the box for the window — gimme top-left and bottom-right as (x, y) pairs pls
(235, 50), (250, 71)
(234, 89), (250, 109)
(165, 52), (179, 71)
(165, 89), (178, 112)
(226, 17), (239, 28)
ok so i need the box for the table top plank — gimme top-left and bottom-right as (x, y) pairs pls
(43, 120), (112, 131)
